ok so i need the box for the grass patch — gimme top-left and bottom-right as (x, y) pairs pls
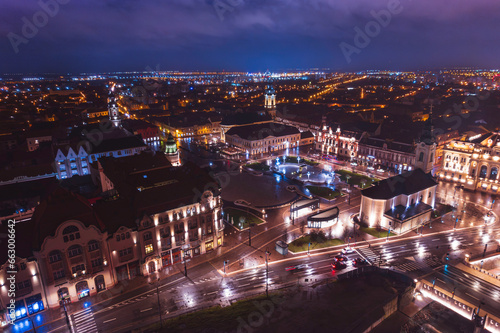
(336, 170), (378, 188)
(360, 227), (397, 238)
(283, 156), (319, 166)
(306, 186), (341, 200)
(432, 203), (454, 218)
(288, 232), (344, 252)
(245, 162), (270, 171)
(224, 207), (264, 230)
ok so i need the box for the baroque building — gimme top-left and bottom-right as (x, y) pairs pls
(441, 132), (500, 193)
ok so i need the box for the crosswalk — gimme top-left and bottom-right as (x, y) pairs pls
(72, 307), (98, 333)
(395, 257), (443, 272)
(356, 247), (380, 264)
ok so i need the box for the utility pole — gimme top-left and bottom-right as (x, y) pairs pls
(183, 250), (188, 277)
(28, 315), (37, 333)
(265, 250), (270, 297)
(62, 301), (72, 333)
(157, 279), (163, 329)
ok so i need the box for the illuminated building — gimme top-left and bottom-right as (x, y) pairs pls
(264, 85), (276, 119)
(164, 132), (180, 166)
(225, 122), (301, 155)
(53, 135), (147, 179)
(108, 84), (121, 128)
(414, 115), (437, 174)
(0, 156), (224, 310)
(315, 124), (362, 161)
(441, 132), (500, 193)
(359, 168), (437, 234)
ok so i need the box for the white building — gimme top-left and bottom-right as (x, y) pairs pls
(359, 168), (437, 234)
(225, 122), (301, 155)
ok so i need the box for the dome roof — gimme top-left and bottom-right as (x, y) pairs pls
(165, 132), (177, 155)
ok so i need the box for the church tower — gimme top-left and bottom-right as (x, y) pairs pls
(414, 109), (436, 174)
(165, 132), (180, 166)
(264, 85), (276, 119)
(108, 83), (121, 127)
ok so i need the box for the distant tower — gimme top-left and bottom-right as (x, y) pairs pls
(414, 106), (436, 174)
(360, 88), (364, 99)
(108, 83), (121, 127)
(264, 85), (276, 119)
(165, 132), (180, 166)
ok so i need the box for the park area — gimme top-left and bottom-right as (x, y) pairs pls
(245, 162), (270, 171)
(306, 186), (342, 200)
(360, 226), (397, 238)
(288, 231), (344, 252)
(336, 170), (378, 188)
(224, 207), (265, 230)
(284, 155), (318, 166)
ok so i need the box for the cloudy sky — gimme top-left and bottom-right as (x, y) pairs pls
(1, 0), (499, 74)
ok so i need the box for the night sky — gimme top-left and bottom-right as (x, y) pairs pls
(2, 0), (500, 74)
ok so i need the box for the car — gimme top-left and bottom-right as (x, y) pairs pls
(352, 258), (368, 267)
(334, 254), (348, 262)
(285, 264), (307, 272)
(342, 247), (355, 255)
(331, 261), (346, 270)
(367, 166), (375, 170)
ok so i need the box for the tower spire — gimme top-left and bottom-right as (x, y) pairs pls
(108, 83), (121, 127)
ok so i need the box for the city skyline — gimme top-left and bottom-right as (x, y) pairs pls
(2, 0), (500, 73)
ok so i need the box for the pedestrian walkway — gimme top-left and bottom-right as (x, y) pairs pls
(396, 257), (442, 272)
(356, 247), (380, 264)
(72, 307), (97, 333)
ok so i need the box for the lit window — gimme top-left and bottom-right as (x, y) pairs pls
(145, 244), (154, 254)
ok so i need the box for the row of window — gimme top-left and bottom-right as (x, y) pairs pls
(49, 241), (100, 263)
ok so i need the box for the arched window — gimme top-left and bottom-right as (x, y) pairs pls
(62, 225), (80, 242)
(430, 153), (433, 162)
(418, 152), (424, 162)
(490, 167), (498, 180)
(143, 231), (152, 241)
(62, 226), (79, 234)
(49, 250), (62, 263)
(480, 165), (488, 178)
(68, 245), (82, 258)
(88, 240), (99, 252)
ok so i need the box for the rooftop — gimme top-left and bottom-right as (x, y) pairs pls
(384, 202), (433, 221)
(225, 122), (300, 141)
(361, 168), (437, 200)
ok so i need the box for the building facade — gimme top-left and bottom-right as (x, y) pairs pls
(315, 125), (362, 161)
(225, 122), (301, 155)
(359, 169), (437, 234)
(440, 132), (500, 193)
(358, 137), (416, 173)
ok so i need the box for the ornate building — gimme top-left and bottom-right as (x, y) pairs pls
(264, 85), (276, 119)
(315, 124), (362, 161)
(108, 84), (121, 128)
(165, 132), (180, 166)
(414, 116), (437, 174)
(441, 132), (500, 193)
(359, 168), (437, 234)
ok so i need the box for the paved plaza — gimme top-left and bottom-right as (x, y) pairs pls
(219, 171), (298, 208)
